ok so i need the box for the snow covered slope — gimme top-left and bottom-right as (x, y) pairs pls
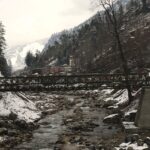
(5, 40), (47, 71)
(4, 0), (132, 72)
(0, 92), (41, 122)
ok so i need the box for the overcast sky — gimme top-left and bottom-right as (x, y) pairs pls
(0, 0), (96, 47)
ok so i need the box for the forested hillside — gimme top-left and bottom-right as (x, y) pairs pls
(0, 22), (11, 76)
(27, 0), (150, 74)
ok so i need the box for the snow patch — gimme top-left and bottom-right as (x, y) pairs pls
(115, 142), (148, 150)
(104, 114), (118, 120)
(125, 110), (137, 116)
(103, 89), (129, 107)
(0, 92), (41, 122)
(101, 89), (114, 95)
(115, 90), (129, 106)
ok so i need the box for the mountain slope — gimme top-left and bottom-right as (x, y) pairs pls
(5, 40), (48, 71)
(33, 0), (150, 74)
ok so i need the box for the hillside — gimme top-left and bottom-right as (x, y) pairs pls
(26, 0), (149, 75)
(11, 0), (150, 75)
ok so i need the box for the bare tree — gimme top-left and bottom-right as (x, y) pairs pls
(142, 0), (148, 10)
(96, 0), (133, 102)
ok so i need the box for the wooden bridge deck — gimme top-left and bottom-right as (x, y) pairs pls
(0, 73), (149, 91)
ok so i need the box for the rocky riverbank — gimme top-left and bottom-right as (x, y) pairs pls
(0, 92), (41, 149)
(1, 89), (149, 149)
(15, 90), (125, 149)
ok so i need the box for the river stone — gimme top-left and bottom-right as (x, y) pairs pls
(130, 112), (136, 122)
(0, 128), (8, 135)
(125, 134), (140, 143)
(28, 122), (39, 130)
(14, 119), (28, 129)
(137, 139), (144, 146)
(89, 145), (96, 150)
(103, 114), (120, 124)
(97, 145), (105, 149)
(0, 120), (6, 127)
(103, 99), (117, 107)
(131, 134), (140, 142)
(61, 144), (79, 150)
(107, 106), (119, 113)
(124, 112), (137, 122)
(127, 147), (134, 150)
(9, 112), (17, 120)
(7, 129), (18, 136)
(144, 137), (150, 146)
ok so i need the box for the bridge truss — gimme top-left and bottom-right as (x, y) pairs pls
(0, 73), (149, 91)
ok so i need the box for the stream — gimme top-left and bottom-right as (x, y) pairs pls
(14, 93), (121, 150)
(15, 111), (65, 149)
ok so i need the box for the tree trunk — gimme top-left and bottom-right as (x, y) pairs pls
(114, 28), (133, 103)
(101, 1), (133, 103)
(142, 0), (148, 10)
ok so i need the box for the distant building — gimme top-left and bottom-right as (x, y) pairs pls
(69, 55), (75, 67)
(31, 55), (77, 76)
(31, 66), (64, 75)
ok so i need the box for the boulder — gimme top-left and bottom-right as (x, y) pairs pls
(9, 112), (17, 120)
(137, 139), (144, 146)
(8, 130), (18, 136)
(103, 98), (117, 107)
(107, 106), (119, 113)
(125, 134), (140, 143)
(0, 128), (8, 135)
(144, 137), (150, 146)
(124, 111), (137, 122)
(89, 145), (96, 150)
(14, 119), (28, 129)
(127, 147), (134, 150)
(0, 120), (6, 128)
(28, 122), (39, 130)
(103, 114), (120, 124)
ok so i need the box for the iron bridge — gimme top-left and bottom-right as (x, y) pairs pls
(0, 73), (149, 92)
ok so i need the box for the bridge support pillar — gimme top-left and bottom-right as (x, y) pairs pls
(135, 87), (150, 129)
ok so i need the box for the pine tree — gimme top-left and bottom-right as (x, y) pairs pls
(0, 21), (10, 77)
(0, 56), (11, 77)
(0, 22), (6, 56)
(25, 51), (35, 67)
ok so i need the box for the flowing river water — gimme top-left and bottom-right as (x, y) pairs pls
(14, 93), (122, 150)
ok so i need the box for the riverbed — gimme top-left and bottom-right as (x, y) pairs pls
(14, 91), (124, 149)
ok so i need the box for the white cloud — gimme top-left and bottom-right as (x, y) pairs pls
(0, 0), (96, 47)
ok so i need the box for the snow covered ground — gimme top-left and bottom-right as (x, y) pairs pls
(115, 142), (148, 150)
(100, 88), (148, 149)
(0, 92), (41, 122)
(101, 89), (129, 109)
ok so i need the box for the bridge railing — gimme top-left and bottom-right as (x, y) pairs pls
(0, 73), (148, 91)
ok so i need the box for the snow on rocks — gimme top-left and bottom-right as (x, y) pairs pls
(115, 90), (129, 107)
(122, 122), (139, 133)
(0, 92), (41, 123)
(0, 136), (6, 146)
(125, 110), (137, 117)
(124, 110), (137, 122)
(102, 89), (129, 108)
(115, 142), (148, 150)
(114, 134), (150, 149)
(101, 89), (114, 95)
(103, 113), (121, 124)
